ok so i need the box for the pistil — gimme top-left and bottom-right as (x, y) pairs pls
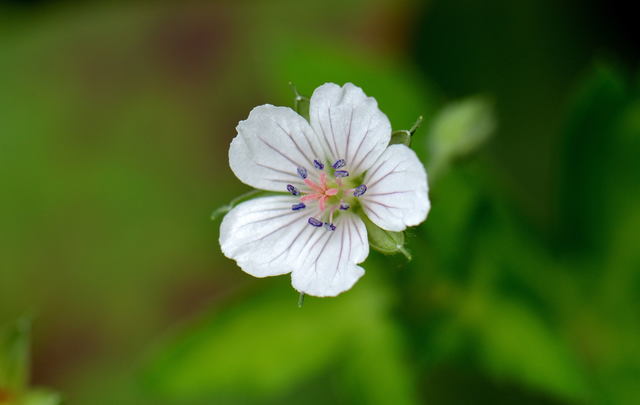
(287, 158), (367, 231)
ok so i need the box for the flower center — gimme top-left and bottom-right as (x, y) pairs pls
(285, 159), (367, 231)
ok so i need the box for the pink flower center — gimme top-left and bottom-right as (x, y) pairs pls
(286, 159), (367, 231)
(300, 173), (339, 212)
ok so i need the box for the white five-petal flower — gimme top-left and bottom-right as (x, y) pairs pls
(220, 83), (430, 297)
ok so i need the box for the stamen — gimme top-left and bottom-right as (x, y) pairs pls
(286, 184), (300, 196)
(332, 159), (346, 169)
(308, 217), (323, 227)
(353, 184), (367, 197)
(324, 222), (336, 231)
(291, 203), (306, 211)
(293, 158), (357, 217)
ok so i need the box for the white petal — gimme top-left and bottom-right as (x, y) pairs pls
(360, 144), (430, 232)
(309, 83), (391, 176)
(291, 213), (369, 297)
(220, 195), (317, 278)
(229, 105), (324, 192)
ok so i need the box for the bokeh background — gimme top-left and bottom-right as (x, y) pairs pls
(1, 0), (639, 404)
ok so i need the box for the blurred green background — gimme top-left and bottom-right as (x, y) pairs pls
(1, 0), (639, 404)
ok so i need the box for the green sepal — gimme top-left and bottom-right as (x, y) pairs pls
(362, 216), (411, 260)
(211, 190), (275, 221)
(389, 131), (411, 146)
(389, 115), (423, 147)
(289, 82), (310, 121)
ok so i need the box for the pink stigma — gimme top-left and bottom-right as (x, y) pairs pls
(291, 158), (354, 231)
(301, 171), (338, 212)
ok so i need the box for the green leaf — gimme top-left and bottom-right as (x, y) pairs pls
(467, 298), (590, 401)
(556, 65), (631, 255)
(361, 217), (410, 260)
(141, 276), (418, 404)
(427, 96), (496, 179)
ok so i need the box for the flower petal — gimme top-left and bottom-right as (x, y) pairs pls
(309, 83), (391, 176)
(360, 144), (430, 232)
(291, 213), (369, 297)
(229, 105), (324, 192)
(220, 195), (317, 278)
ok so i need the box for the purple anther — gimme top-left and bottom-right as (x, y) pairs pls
(324, 222), (336, 231)
(339, 203), (350, 210)
(287, 184), (300, 196)
(291, 203), (306, 211)
(334, 170), (349, 178)
(313, 160), (324, 170)
(308, 217), (323, 227)
(332, 159), (346, 169)
(353, 184), (367, 197)
(297, 167), (308, 179)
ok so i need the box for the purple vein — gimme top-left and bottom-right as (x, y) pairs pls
(258, 136), (304, 168)
(254, 213), (307, 242)
(256, 162), (300, 179)
(265, 222), (308, 265)
(328, 106), (340, 160)
(345, 107), (354, 166)
(349, 114), (374, 175)
(274, 121), (314, 165)
(330, 222), (346, 287)
(310, 230), (333, 279)
(366, 162), (404, 189)
(365, 190), (413, 197)
(237, 210), (298, 230)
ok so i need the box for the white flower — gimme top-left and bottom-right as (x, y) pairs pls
(220, 83), (430, 297)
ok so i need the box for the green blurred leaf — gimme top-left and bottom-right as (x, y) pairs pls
(21, 390), (62, 405)
(141, 276), (418, 404)
(556, 65), (630, 255)
(0, 318), (30, 396)
(467, 298), (590, 400)
(427, 96), (496, 179)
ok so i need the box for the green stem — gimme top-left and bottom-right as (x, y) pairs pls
(409, 115), (424, 135)
(398, 246), (412, 261)
(211, 189), (268, 221)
